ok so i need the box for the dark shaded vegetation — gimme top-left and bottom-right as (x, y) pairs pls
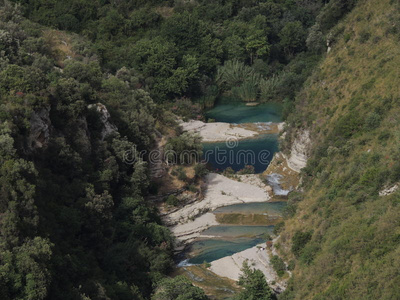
(0, 4), (175, 299)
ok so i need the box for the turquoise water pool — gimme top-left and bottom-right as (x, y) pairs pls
(187, 225), (275, 264)
(205, 98), (283, 124)
(213, 201), (287, 216)
(202, 134), (279, 173)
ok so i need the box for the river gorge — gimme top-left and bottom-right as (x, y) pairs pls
(163, 99), (302, 299)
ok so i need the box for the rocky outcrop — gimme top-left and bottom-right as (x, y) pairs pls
(27, 107), (51, 151)
(88, 103), (117, 140)
(379, 184), (399, 196)
(286, 129), (311, 173)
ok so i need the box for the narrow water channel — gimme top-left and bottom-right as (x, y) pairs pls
(183, 99), (285, 264)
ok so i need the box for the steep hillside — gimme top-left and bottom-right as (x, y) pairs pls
(279, 0), (400, 299)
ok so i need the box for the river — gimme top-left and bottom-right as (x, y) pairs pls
(183, 99), (286, 264)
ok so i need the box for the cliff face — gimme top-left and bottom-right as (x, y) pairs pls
(285, 129), (311, 173)
(278, 0), (400, 299)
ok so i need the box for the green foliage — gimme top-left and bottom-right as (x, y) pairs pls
(216, 60), (259, 91)
(299, 243), (320, 265)
(306, 24), (326, 53)
(194, 163), (209, 179)
(316, 0), (358, 32)
(165, 132), (203, 165)
(291, 231), (313, 257)
(234, 261), (273, 300)
(260, 76), (280, 102)
(165, 195), (179, 207)
(237, 165), (255, 175)
(279, 21), (306, 57)
(232, 78), (259, 102)
(0, 7), (176, 299)
(270, 255), (287, 277)
(364, 112), (381, 130)
(152, 276), (208, 300)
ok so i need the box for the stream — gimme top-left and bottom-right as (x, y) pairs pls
(182, 99), (285, 264)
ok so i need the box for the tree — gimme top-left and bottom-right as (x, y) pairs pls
(235, 261), (273, 300)
(165, 132), (203, 165)
(152, 276), (208, 300)
(245, 29), (270, 64)
(279, 21), (306, 57)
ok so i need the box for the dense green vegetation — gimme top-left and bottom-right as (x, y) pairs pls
(0, 3), (175, 299)
(278, 0), (400, 298)
(11, 0), (351, 108)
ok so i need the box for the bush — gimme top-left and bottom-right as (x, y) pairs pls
(165, 195), (179, 207)
(187, 184), (198, 193)
(223, 167), (235, 176)
(270, 255), (286, 277)
(232, 79), (259, 102)
(152, 276), (208, 300)
(237, 165), (255, 174)
(359, 30), (371, 43)
(194, 163), (209, 178)
(259, 75), (280, 102)
(287, 260), (296, 271)
(291, 230), (312, 257)
(273, 221), (285, 235)
(364, 112), (381, 130)
(299, 244), (320, 265)
(177, 167), (188, 181)
(165, 132), (203, 165)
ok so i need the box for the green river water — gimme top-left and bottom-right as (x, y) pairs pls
(184, 99), (285, 264)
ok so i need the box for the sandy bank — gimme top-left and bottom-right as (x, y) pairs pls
(180, 120), (258, 142)
(209, 242), (286, 292)
(166, 173), (271, 244)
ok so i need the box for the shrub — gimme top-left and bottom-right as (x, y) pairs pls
(232, 79), (259, 102)
(259, 75), (280, 101)
(287, 260), (296, 271)
(299, 244), (320, 265)
(194, 163), (209, 178)
(359, 30), (371, 43)
(216, 60), (257, 90)
(364, 112), (381, 130)
(306, 24), (326, 54)
(237, 165), (255, 174)
(291, 230), (312, 257)
(165, 195), (179, 207)
(165, 132), (203, 165)
(187, 184), (198, 193)
(273, 221), (285, 235)
(223, 167), (235, 176)
(271, 255), (286, 277)
(177, 167), (188, 181)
